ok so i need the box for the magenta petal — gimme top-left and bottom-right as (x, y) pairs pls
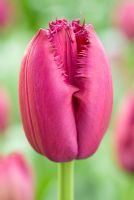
(74, 25), (113, 159)
(19, 29), (78, 162)
(49, 19), (77, 85)
(0, 153), (34, 200)
(117, 2), (134, 40)
(0, 88), (10, 133)
(116, 95), (134, 172)
(19, 31), (43, 154)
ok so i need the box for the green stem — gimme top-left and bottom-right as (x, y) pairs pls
(58, 161), (74, 200)
(128, 175), (134, 200)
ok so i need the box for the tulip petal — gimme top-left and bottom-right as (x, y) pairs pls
(19, 31), (44, 154)
(116, 95), (134, 172)
(49, 19), (77, 85)
(20, 29), (78, 162)
(0, 153), (34, 200)
(74, 25), (113, 159)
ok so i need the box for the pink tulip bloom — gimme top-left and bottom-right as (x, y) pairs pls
(0, 0), (12, 28)
(0, 153), (34, 200)
(0, 88), (10, 133)
(116, 94), (134, 173)
(116, 1), (134, 40)
(19, 19), (113, 162)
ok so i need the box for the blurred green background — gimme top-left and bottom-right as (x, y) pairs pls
(1, 0), (134, 199)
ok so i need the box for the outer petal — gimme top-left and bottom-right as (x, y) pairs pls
(75, 25), (113, 159)
(116, 95), (134, 172)
(19, 32), (42, 154)
(7, 154), (34, 200)
(0, 153), (34, 200)
(117, 2), (134, 40)
(19, 29), (78, 162)
(0, 88), (10, 132)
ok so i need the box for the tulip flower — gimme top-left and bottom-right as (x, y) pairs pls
(19, 19), (113, 162)
(115, 94), (134, 173)
(0, 0), (12, 28)
(0, 153), (34, 200)
(0, 88), (10, 133)
(116, 1), (134, 40)
(19, 19), (113, 200)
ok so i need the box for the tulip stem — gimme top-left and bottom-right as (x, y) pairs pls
(58, 161), (74, 200)
(127, 175), (134, 200)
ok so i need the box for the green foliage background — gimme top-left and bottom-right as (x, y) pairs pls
(1, 0), (134, 199)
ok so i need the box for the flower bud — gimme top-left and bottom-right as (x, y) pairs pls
(116, 1), (134, 40)
(0, 88), (10, 133)
(0, 153), (34, 200)
(0, 0), (13, 28)
(115, 94), (134, 173)
(19, 19), (113, 162)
